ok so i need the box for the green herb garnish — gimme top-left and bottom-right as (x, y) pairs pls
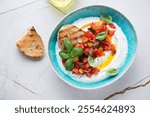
(107, 68), (119, 76)
(59, 51), (70, 60)
(88, 56), (95, 67)
(65, 58), (75, 71)
(59, 39), (84, 71)
(96, 31), (108, 40)
(70, 47), (83, 57)
(100, 14), (112, 24)
(64, 39), (73, 52)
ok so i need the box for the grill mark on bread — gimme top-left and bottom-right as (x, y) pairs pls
(59, 26), (80, 38)
(58, 25), (85, 49)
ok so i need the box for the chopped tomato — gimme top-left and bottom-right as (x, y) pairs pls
(111, 44), (116, 55)
(91, 21), (106, 31)
(94, 48), (105, 57)
(103, 45), (112, 51)
(69, 20), (116, 77)
(85, 67), (92, 73)
(108, 30), (115, 36)
(83, 43), (88, 47)
(82, 37), (89, 43)
(72, 68), (79, 74)
(85, 63), (90, 68)
(87, 42), (93, 48)
(102, 38), (111, 45)
(99, 25), (107, 32)
(95, 30), (101, 35)
(76, 44), (84, 49)
(92, 68), (100, 74)
(86, 72), (92, 77)
(85, 31), (95, 40)
(84, 48), (91, 55)
(108, 23), (116, 29)
(75, 64), (80, 69)
(84, 63), (90, 70)
(83, 58), (88, 63)
(99, 20), (107, 25)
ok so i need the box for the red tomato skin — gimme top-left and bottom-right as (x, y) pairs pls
(83, 58), (88, 63)
(85, 31), (95, 40)
(76, 44), (84, 49)
(92, 68), (100, 74)
(108, 30), (115, 36)
(86, 72), (92, 77)
(72, 68), (79, 74)
(94, 48), (105, 57)
(84, 48), (91, 55)
(108, 23), (116, 29)
(99, 25), (107, 31)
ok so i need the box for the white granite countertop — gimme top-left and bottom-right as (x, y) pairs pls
(0, 0), (150, 100)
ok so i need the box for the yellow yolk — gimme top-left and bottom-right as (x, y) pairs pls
(97, 52), (115, 70)
(81, 23), (91, 29)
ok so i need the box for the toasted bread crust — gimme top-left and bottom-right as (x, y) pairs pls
(16, 26), (44, 59)
(58, 25), (85, 49)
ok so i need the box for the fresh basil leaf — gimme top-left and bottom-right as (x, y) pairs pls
(107, 68), (119, 76)
(64, 39), (73, 52)
(88, 56), (94, 67)
(96, 31), (108, 40)
(88, 28), (96, 34)
(59, 51), (70, 60)
(70, 47), (83, 57)
(100, 14), (112, 24)
(65, 58), (74, 71)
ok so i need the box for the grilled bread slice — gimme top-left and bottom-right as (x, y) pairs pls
(58, 25), (85, 49)
(16, 26), (44, 59)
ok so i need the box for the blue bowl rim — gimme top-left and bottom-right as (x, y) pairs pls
(48, 5), (138, 90)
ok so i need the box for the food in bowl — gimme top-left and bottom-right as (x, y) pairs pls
(57, 14), (128, 81)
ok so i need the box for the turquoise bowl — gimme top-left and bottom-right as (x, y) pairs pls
(48, 5), (137, 89)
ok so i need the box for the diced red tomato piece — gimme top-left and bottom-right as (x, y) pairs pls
(94, 48), (105, 57)
(75, 64), (80, 69)
(84, 63), (90, 69)
(84, 48), (91, 55)
(108, 30), (115, 36)
(85, 67), (92, 73)
(76, 44), (84, 49)
(87, 42), (94, 48)
(102, 38), (111, 45)
(99, 25), (107, 31)
(86, 72), (92, 77)
(103, 45), (112, 51)
(95, 30), (101, 35)
(111, 44), (116, 55)
(85, 31), (95, 40)
(83, 43), (88, 47)
(92, 68), (100, 74)
(72, 68), (79, 74)
(99, 20), (107, 25)
(82, 37), (89, 43)
(83, 58), (88, 63)
(108, 23), (116, 29)
(91, 21), (106, 31)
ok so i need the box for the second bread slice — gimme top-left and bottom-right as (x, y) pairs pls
(16, 26), (45, 59)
